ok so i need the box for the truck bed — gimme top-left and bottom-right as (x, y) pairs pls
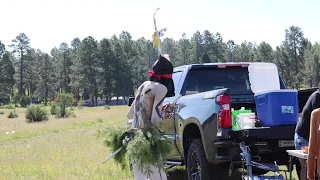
(228, 87), (318, 142)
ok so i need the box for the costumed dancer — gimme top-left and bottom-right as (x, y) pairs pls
(127, 54), (175, 180)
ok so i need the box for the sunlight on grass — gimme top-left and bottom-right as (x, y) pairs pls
(0, 106), (133, 180)
(0, 106), (128, 142)
(0, 105), (299, 180)
(0, 128), (133, 180)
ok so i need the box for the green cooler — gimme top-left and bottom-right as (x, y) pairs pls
(232, 109), (252, 130)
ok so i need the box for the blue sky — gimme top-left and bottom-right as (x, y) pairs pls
(1, 0), (319, 54)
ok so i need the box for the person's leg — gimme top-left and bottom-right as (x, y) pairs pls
(299, 159), (306, 180)
(294, 157), (301, 179)
(132, 161), (150, 180)
(132, 161), (168, 180)
(316, 162), (319, 180)
(149, 165), (167, 180)
(294, 133), (309, 180)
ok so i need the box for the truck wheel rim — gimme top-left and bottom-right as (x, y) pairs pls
(190, 151), (201, 180)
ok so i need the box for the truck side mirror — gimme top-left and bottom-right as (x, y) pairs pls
(128, 97), (135, 106)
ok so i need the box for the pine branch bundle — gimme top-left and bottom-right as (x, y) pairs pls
(99, 127), (171, 177)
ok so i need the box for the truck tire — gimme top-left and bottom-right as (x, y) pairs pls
(186, 139), (229, 180)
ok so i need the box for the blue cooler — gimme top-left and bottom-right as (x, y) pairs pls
(254, 89), (298, 127)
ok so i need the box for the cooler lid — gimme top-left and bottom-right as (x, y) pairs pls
(248, 63), (280, 94)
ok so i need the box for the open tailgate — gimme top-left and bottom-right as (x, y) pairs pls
(230, 126), (297, 150)
(230, 126), (296, 140)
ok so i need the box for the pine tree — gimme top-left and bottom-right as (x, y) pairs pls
(34, 52), (55, 105)
(0, 53), (15, 103)
(9, 33), (31, 95)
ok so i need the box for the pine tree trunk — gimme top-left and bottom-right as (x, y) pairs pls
(20, 50), (23, 96)
(45, 85), (48, 106)
(63, 53), (67, 93)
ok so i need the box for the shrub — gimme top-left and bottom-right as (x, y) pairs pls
(12, 95), (20, 106)
(8, 110), (18, 118)
(5, 105), (15, 109)
(55, 106), (62, 118)
(96, 118), (103, 123)
(55, 93), (74, 118)
(67, 108), (76, 118)
(78, 99), (83, 105)
(58, 93), (74, 107)
(55, 105), (67, 118)
(25, 104), (49, 123)
(55, 106), (76, 118)
(51, 103), (57, 115)
(20, 95), (31, 108)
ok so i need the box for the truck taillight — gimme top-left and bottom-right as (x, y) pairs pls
(216, 94), (231, 128)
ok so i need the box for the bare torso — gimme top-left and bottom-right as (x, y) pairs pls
(127, 81), (168, 129)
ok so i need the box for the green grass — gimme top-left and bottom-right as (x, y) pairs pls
(0, 106), (126, 142)
(0, 128), (133, 180)
(0, 105), (300, 179)
(0, 106), (134, 180)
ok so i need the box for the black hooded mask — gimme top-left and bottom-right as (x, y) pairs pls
(149, 55), (175, 97)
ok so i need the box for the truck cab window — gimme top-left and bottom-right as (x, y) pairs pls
(184, 67), (254, 95)
(183, 67), (286, 96)
(172, 71), (183, 95)
(185, 76), (200, 95)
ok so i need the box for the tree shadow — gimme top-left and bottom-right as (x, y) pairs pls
(167, 168), (187, 180)
(167, 168), (243, 180)
(167, 165), (300, 180)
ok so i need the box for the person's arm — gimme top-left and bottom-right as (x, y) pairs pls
(127, 99), (135, 119)
(127, 83), (144, 119)
(311, 92), (320, 109)
(151, 84), (168, 126)
(307, 109), (319, 180)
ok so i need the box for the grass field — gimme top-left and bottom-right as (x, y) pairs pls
(0, 106), (299, 180)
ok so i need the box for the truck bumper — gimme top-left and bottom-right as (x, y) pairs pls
(212, 125), (296, 165)
(230, 125), (296, 140)
(213, 140), (239, 163)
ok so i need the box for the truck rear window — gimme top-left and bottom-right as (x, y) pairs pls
(184, 67), (253, 95)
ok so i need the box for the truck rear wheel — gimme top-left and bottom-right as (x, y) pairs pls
(186, 139), (230, 180)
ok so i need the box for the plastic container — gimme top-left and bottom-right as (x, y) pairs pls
(254, 89), (299, 127)
(248, 63), (280, 94)
(236, 113), (256, 129)
(232, 109), (252, 130)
